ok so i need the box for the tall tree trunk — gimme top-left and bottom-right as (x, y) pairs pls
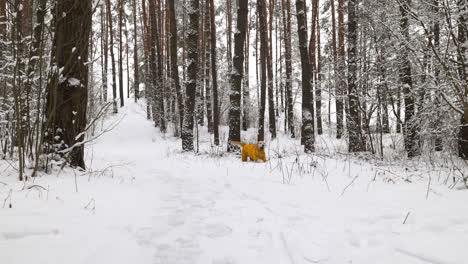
(228, 0), (248, 149)
(204, 0), (213, 133)
(296, 0), (315, 153)
(336, 0), (345, 139)
(197, 0), (206, 126)
(106, 0), (118, 113)
(243, 8), (251, 132)
(141, 0), (152, 120)
(209, 0), (220, 145)
(119, 0), (125, 107)
(227, 0), (233, 76)
(331, 0), (337, 132)
(433, 0), (443, 150)
(281, 0), (295, 137)
(457, 0), (468, 159)
(156, 0), (166, 132)
(399, 0), (419, 158)
(309, 0), (322, 135)
(149, 0), (166, 132)
(347, 0), (364, 152)
(258, 0), (268, 142)
(46, 0), (92, 168)
(133, 0), (140, 101)
(182, 0), (200, 151)
(168, 0), (184, 134)
(315, 0), (323, 135)
(264, 0), (277, 139)
(101, 5), (108, 102)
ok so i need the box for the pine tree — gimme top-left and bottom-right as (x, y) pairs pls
(398, 0), (419, 157)
(296, 0), (315, 153)
(182, 0), (200, 151)
(168, 0), (184, 134)
(347, 0), (364, 152)
(228, 0), (248, 150)
(106, 0), (118, 113)
(46, 0), (92, 168)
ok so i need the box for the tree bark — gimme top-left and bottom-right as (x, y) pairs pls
(399, 0), (419, 158)
(46, 0), (92, 168)
(119, 0), (125, 107)
(296, 0), (315, 153)
(133, 0), (140, 102)
(106, 0), (118, 113)
(168, 0), (184, 134)
(257, 0), (268, 142)
(262, 0), (276, 139)
(228, 0), (248, 149)
(336, 0), (345, 139)
(209, 0), (220, 145)
(347, 0), (364, 152)
(281, 0), (295, 137)
(182, 0), (200, 151)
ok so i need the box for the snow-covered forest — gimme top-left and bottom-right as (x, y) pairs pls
(1, 0), (468, 263)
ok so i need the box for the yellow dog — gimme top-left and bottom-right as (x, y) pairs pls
(231, 141), (267, 162)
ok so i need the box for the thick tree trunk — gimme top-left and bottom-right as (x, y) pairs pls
(347, 0), (364, 152)
(119, 0), (125, 107)
(315, 0), (323, 135)
(46, 0), (92, 169)
(106, 0), (118, 113)
(257, 0), (268, 142)
(399, 0), (419, 158)
(228, 0), (248, 150)
(209, 0), (220, 145)
(182, 0), (200, 151)
(263, 0), (277, 139)
(148, 0), (166, 132)
(336, 0), (345, 139)
(309, 0), (322, 135)
(204, 0), (213, 133)
(101, 5), (108, 102)
(457, 0), (468, 159)
(281, 0), (295, 137)
(168, 0), (184, 135)
(296, 0), (315, 153)
(133, 0), (140, 102)
(242, 9), (251, 132)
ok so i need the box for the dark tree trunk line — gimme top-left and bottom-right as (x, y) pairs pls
(46, 0), (92, 169)
(399, 0), (419, 158)
(336, 0), (345, 139)
(168, 0), (184, 136)
(281, 0), (295, 138)
(257, 0), (268, 142)
(228, 0), (248, 150)
(296, 0), (315, 153)
(347, 0), (364, 152)
(106, 0), (118, 113)
(182, 0), (200, 151)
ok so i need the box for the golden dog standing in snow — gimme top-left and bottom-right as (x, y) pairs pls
(231, 141), (267, 162)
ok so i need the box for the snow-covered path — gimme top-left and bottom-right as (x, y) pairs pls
(2, 101), (468, 264)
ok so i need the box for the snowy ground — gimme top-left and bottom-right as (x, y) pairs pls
(1, 101), (468, 264)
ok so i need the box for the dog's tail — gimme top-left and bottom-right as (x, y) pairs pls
(231, 141), (245, 148)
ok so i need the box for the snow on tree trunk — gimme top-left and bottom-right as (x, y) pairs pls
(182, 0), (200, 151)
(347, 0), (364, 153)
(228, 0), (248, 151)
(295, 0), (315, 153)
(168, 0), (184, 135)
(399, 0), (419, 158)
(45, 0), (92, 169)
